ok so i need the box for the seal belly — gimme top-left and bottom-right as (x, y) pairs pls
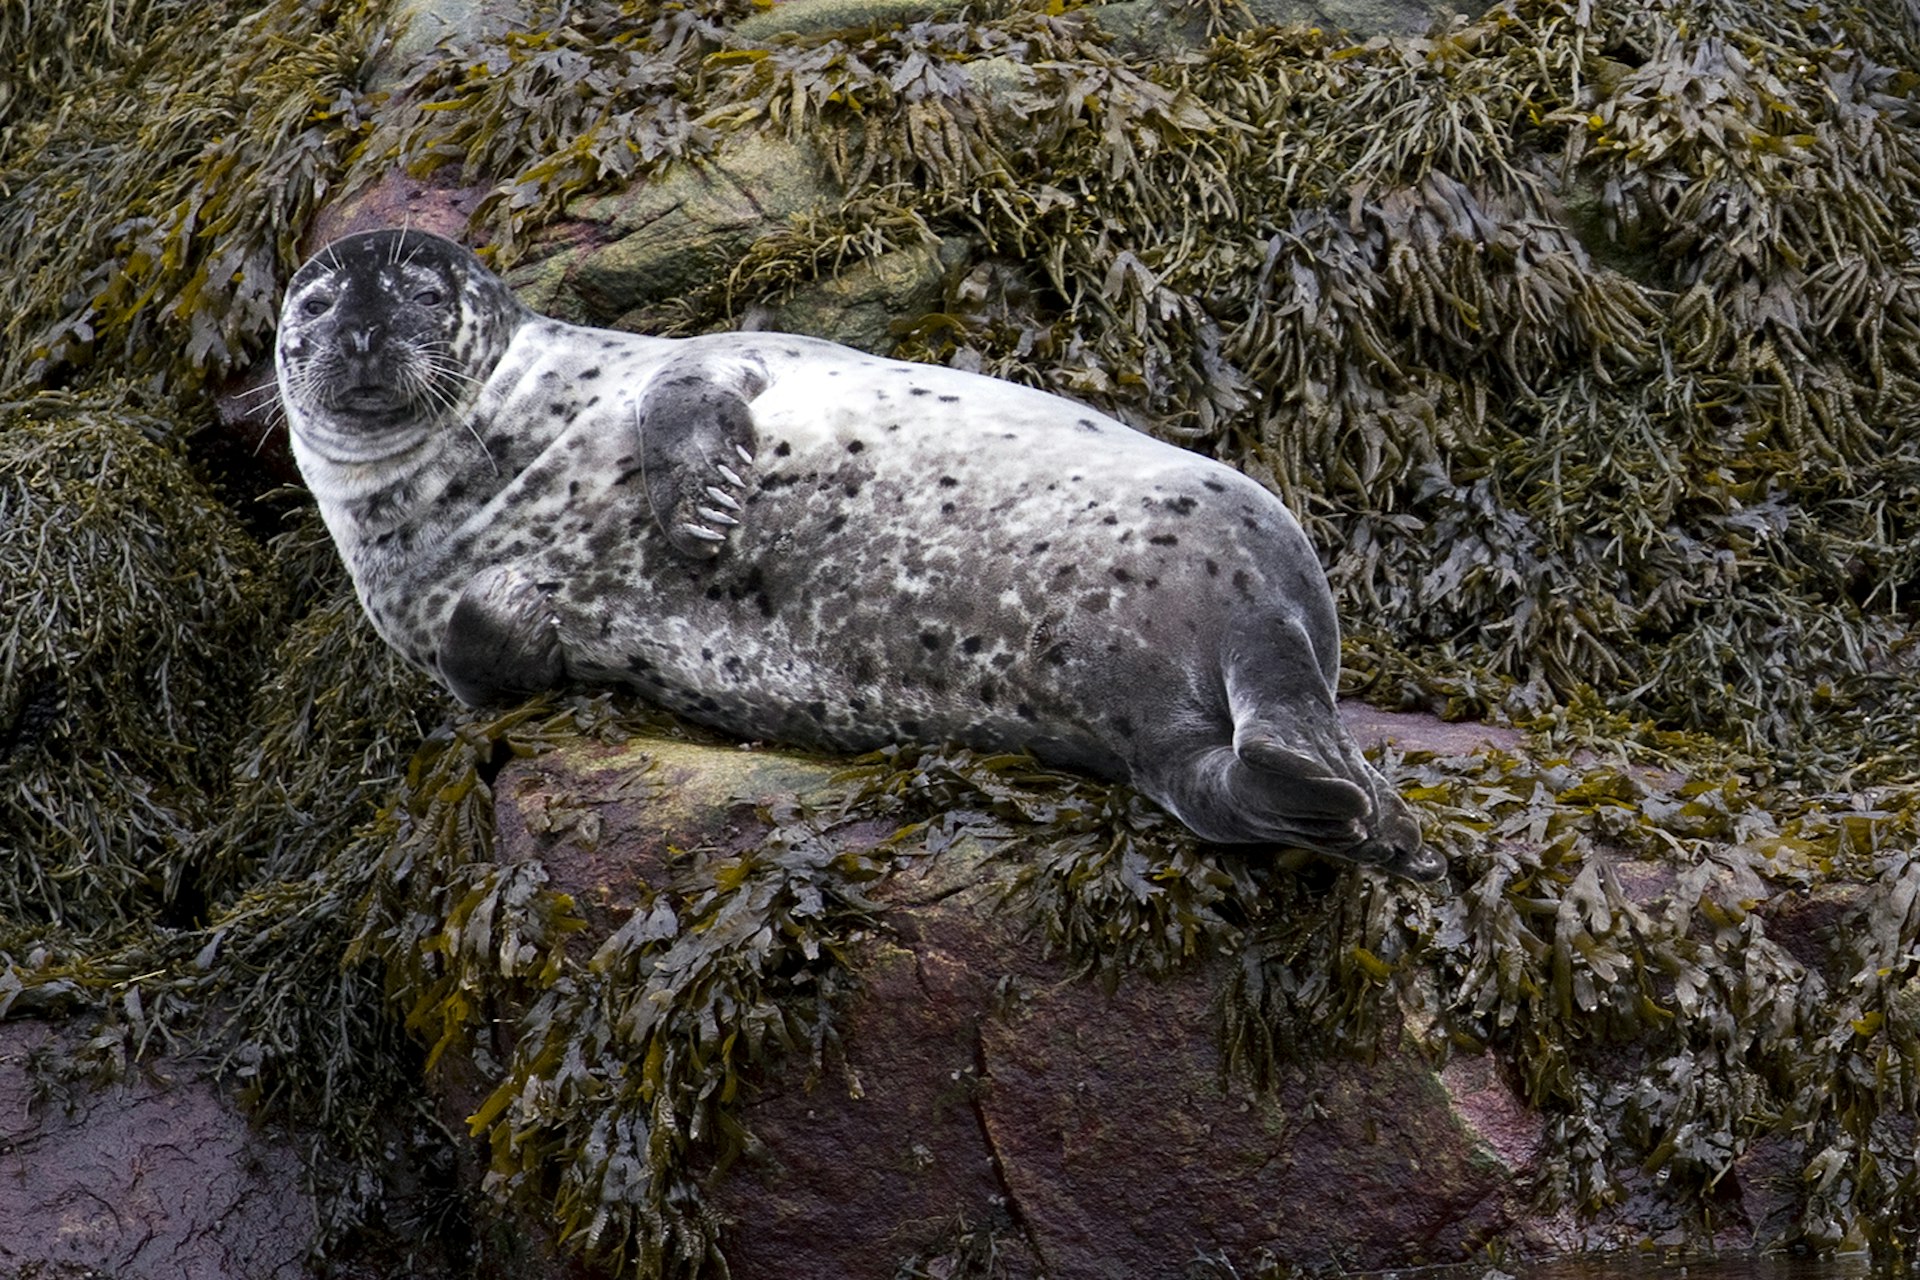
(545, 354), (1310, 784)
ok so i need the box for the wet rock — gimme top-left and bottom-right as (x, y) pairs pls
(1088, 0), (1487, 57)
(479, 709), (1543, 1276)
(0, 1023), (311, 1280)
(729, 0), (966, 44)
(744, 237), (971, 354)
(506, 133), (841, 326)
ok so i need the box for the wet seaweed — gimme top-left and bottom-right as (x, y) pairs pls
(10, 0), (1920, 1272)
(0, 0), (386, 399)
(0, 392), (276, 928)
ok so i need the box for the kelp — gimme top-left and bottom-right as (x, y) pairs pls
(0, 392), (276, 928)
(0, 0), (386, 399)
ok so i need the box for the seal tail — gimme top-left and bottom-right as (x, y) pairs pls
(1134, 611), (1445, 881)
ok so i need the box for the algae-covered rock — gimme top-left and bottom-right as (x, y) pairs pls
(10, 0), (1920, 1275)
(505, 132), (843, 325)
(0, 393), (277, 929)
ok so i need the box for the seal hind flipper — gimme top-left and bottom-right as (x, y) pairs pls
(637, 354), (770, 560)
(1129, 609), (1443, 881)
(439, 564), (566, 706)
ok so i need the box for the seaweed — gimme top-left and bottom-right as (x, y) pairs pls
(0, 392), (277, 929)
(0, 0), (386, 400)
(10, 0), (1920, 1272)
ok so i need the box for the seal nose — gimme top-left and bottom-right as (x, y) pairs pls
(346, 324), (380, 355)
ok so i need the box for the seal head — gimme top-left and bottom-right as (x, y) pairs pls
(277, 229), (525, 479)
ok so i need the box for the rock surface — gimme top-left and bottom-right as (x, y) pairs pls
(0, 1023), (312, 1280)
(467, 706), (1774, 1277)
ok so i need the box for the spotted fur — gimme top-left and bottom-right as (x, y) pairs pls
(277, 230), (1441, 881)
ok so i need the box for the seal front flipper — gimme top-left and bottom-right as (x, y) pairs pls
(439, 564), (567, 706)
(637, 354), (770, 559)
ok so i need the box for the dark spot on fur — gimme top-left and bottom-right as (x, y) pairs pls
(941, 501), (956, 514)
(1165, 495), (1198, 515)
(1205, 558), (1219, 576)
(847, 439), (865, 453)
(920, 631), (942, 651)
(899, 719), (922, 737)
(1112, 567), (1133, 583)
(1243, 517), (1260, 531)
(1203, 478), (1226, 493)
(845, 481), (862, 497)
(1102, 514), (1118, 526)
(1030, 540), (1050, 553)
(580, 366), (601, 379)
(1150, 533), (1178, 546)
(1232, 568), (1253, 598)
(938, 476), (958, 488)
(910, 387), (930, 397)
(775, 441), (792, 457)
(1076, 418), (1101, 432)
(939, 394), (960, 403)
(824, 513), (848, 533)
(962, 636), (983, 654)
(625, 654), (655, 675)
(1016, 703), (1037, 721)
(805, 700), (827, 721)
(978, 682), (996, 707)
(1115, 715), (1135, 737)
(1042, 645), (1068, 667)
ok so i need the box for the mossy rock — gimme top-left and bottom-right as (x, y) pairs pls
(506, 133), (843, 325)
(0, 393), (278, 929)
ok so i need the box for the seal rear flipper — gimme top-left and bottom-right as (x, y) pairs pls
(438, 565), (566, 706)
(637, 354), (770, 560)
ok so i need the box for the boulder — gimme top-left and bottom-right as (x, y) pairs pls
(469, 706), (1751, 1276)
(0, 1023), (312, 1280)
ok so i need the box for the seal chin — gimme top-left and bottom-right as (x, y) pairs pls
(289, 416), (434, 469)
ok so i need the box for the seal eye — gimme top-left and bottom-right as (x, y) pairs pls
(413, 287), (446, 308)
(301, 296), (332, 318)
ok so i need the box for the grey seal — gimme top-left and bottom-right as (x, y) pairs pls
(276, 229), (1441, 882)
